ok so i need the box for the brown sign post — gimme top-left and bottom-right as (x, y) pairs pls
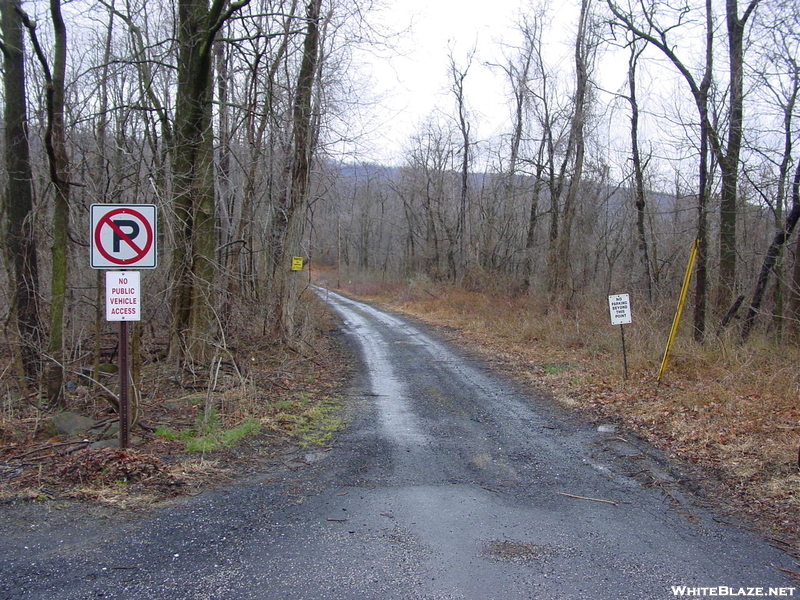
(119, 320), (130, 448)
(105, 271), (140, 447)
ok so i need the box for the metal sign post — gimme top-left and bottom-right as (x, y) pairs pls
(105, 271), (140, 448)
(119, 320), (130, 448)
(620, 325), (628, 381)
(608, 293), (632, 380)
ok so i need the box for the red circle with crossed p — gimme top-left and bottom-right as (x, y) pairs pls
(94, 208), (154, 266)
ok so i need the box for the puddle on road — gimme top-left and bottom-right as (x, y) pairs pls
(480, 540), (551, 563)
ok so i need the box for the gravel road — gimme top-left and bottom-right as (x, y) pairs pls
(0, 289), (796, 600)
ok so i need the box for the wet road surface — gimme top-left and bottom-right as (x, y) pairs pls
(0, 289), (796, 599)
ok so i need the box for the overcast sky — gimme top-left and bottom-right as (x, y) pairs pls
(343, 0), (540, 165)
(338, 0), (627, 168)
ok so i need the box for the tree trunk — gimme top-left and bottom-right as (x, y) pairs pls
(91, 5), (115, 387)
(522, 149), (545, 293)
(693, 0), (714, 342)
(551, 0), (592, 299)
(1, 0), (42, 390)
(169, 0), (250, 363)
(789, 216), (800, 342)
(450, 52), (472, 276)
(272, 0), (322, 339)
(21, 0), (72, 405)
(743, 160), (800, 340)
(717, 0), (760, 311)
(770, 54), (798, 338)
(627, 41), (652, 302)
(501, 35), (535, 292)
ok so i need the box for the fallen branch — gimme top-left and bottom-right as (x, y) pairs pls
(66, 367), (119, 411)
(658, 485), (683, 506)
(777, 567), (800, 582)
(556, 492), (618, 506)
(8, 440), (92, 461)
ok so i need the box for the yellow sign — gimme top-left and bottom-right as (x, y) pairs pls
(291, 256), (304, 271)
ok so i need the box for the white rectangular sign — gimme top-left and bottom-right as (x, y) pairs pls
(91, 204), (157, 269)
(608, 293), (632, 325)
(106, 271), (140, 321)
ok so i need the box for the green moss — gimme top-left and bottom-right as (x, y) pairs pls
(154, 426), (193, 441)
(544, 363), (575, 375)
(220, 420), (260, 445)
(294, 398), (345, 448)
(156, 412), (259, 453)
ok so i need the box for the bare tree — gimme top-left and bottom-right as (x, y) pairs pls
(403, 119), (461, 280)
(169, 0), (251, 363)
(607, 0), (761, 326)
(744, 4), (800, 337)
(448, 48), (473, 277)
(625, 39), (653, 301)
(549, 0), (597, 299)
(272, 0), (323, 338)
(517, 10), (560, 294)
(742, 160), (800, 340)
(607, 0), (716, 340)
(1, 0), (42, 389)
(502, 14), (536, 292)
(20, 1), (72, 404)
(718, 0), (761, 311)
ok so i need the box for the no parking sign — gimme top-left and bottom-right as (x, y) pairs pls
(90, 204), (157, 269)
(89, 204), (158, 449)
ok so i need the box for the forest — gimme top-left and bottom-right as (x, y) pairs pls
(0, 0), (799, 431)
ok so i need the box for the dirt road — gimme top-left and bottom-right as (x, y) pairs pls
(0, 289), (796, 599)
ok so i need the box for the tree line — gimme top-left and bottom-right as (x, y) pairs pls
(0, 0), (358, 405)
(315, 0), (800, 344)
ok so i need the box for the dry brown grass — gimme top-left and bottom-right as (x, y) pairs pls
(328, 275), (800, 550)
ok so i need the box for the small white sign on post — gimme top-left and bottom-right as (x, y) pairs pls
(608, 293), (631, 380)
(106, 271), (140, 321)
(608, 293), (632, 325)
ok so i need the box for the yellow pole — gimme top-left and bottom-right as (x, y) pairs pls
(658, 239), (699, 381)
